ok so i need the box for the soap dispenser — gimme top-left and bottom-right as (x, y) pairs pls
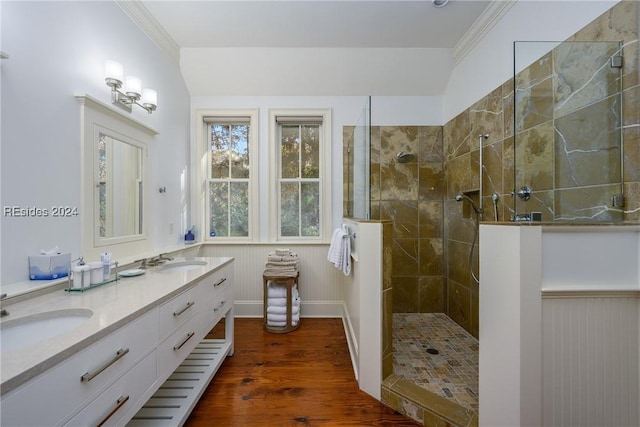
(185, 226), (195, 244)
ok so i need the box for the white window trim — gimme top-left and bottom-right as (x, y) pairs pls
(268, 108), (332, 243)
(195, 109), (259, 242)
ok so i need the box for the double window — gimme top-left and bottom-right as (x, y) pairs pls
(196, 108), (331, 243)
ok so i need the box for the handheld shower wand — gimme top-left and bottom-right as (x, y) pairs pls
(455, 193), (481, 215)
(455, 193), (480, 284)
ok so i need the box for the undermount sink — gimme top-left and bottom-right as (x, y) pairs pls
(157, 260), (208, 272)
(1, 308), (93, 352)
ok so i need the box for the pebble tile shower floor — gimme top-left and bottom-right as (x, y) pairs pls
(393, 313), (479, 412)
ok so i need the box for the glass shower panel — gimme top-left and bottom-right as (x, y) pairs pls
(347, 96), (371, 219)
(513, 41), (623, 222)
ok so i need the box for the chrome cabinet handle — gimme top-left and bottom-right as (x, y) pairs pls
(96, 394), (129, 427)
(173, 332), (195, 351)
(173, 301), (195, 317)
(81, 348), (130, 382)
(213, 277), (227, 287)
(214, 301), (226, 312)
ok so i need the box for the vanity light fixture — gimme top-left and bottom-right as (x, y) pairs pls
(105, 60), (157, 114)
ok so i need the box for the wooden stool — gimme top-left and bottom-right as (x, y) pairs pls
(263, 272), (300, 333)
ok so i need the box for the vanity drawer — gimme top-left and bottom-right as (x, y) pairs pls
(199, 263), (232, 307)
(0, 309), (157, 427)
(157, 309), (202, 381)
(158, 284), (199, 341)
(202, 285), (234, 335)
(63, 351), (156, 427)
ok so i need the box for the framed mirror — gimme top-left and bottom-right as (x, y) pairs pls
(96, 129), (144, 245)
(77, 95), (156, 261)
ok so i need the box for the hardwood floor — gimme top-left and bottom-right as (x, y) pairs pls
(185, 318), (420, 426)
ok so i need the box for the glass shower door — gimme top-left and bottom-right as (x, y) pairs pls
(513, 40), (624, 222)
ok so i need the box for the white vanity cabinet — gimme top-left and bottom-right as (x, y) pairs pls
(1, 257), (235, 427)
(0, 309), (158, 427)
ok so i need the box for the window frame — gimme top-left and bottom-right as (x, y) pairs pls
(268, 109), (332, 243)
(195, 109), (259, 243)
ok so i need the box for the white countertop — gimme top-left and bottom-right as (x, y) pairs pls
(0, 256), (233, 396)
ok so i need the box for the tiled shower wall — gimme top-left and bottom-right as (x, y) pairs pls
(344, 1), (639, 339)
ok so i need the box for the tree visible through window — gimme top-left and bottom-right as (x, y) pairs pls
(278, 120), (321, 238)
(208, 121), (250, 237)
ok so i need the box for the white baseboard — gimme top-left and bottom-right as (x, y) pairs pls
(342, 303), (359, 380)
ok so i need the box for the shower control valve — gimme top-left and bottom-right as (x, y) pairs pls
(516, 185), (532, 201)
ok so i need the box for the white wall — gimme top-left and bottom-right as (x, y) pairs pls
(181, 47), (452, 97)
(1, 1), (191, 285)
(443, 0), (620, 121)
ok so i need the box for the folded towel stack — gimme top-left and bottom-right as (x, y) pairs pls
(266, 281), (301, 327)
(263, 249), (299, 277)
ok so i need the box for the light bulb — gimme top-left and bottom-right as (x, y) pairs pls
(141, 88), (157, 107)
(125, 76), (142, 99)
(105, 60), (123, 87)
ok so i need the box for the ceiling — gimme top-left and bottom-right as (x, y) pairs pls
(140, 0), (492, 50)
(131, 0), (497, 96)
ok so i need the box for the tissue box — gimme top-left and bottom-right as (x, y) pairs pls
(29, 253), (71, 280)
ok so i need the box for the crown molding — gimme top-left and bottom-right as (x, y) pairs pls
(115, 0), (180, 64)
(453, 0), (518, 65)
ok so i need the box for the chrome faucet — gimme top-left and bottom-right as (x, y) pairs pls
(147, 253), (174, 266)
(134, 258), (149, 269)
(1, 293), (9, 317)
(157, 253), (173, 261)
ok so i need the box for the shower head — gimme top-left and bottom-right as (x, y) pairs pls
(396, 151), (414, 163)
(455, 193), (481, 214)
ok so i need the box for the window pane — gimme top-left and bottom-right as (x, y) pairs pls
(301, 182), (320, 236)
(301, 125), (320, 178)
(229, 182), (249, 237)
(280, 182), (299, 237)
(281, 125), (300, 179)
(211, 124), (229, 179)
(230, 124), (250, 179)
(209, 182), (228, 237)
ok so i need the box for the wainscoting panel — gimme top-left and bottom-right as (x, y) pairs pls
(200, 244), (346, 317)
(542, 296), (640, 426)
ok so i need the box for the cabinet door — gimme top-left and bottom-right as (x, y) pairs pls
(0, 309), (158, 427)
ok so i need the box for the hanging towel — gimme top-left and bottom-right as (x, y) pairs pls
(327, 225), (351, 276)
